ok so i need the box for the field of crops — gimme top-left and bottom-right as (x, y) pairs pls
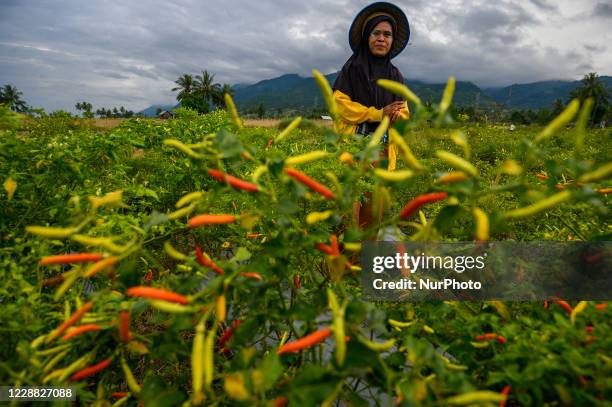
(1, 79), (611, 406)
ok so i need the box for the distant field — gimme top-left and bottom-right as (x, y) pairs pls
(244, 118), (333, 128)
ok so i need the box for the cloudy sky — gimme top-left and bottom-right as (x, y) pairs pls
(1, 0), (610, 112)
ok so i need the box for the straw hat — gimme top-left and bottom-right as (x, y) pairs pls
(348, 2), (410, 59)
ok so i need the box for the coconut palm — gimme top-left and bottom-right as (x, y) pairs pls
(0, 84), (28, 112)
(194, 70), (222, 108)
(212, 83), (234, 107)
(172, 74), (196, 101)
(569, 72), (610, 126)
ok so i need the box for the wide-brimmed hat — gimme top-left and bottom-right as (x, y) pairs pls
(348, 2), (410, 59)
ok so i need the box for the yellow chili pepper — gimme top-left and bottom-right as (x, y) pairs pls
(376, 79), (422, 107)
(306, 210), (333, 224)
(26, 226), (78, 238)
(535, 99), (580, 143)
(163, 241), (189, 261)
(224, 93), (242, 129)
(286, 150), (330, 166)
(436, 150), (478, 177)
(163, 139), (206, 158)
(192, 322), (205, 398)
(216, 295), (226, 322)
(579, 163), (612, 183)
(502, 190), (572, 219)
(446, 391), (507, 405)
(373, 168), (414, 182)
(472, 208), (489, 241)
(389, 128), (424, 171)
(176, 191), (204, 208)
(275, 117), (302, 143)
(439, 76), (456, 116)
(361, 338), (396, 351)
(167, 203), (196, 220)
(120, 356), (142, 394)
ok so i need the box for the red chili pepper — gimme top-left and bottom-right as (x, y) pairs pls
(62, 324), (101, 340)
(554, 300), (573, 315)
(126, 286), (189, 304)
(475, 334), (485, 341)
(587, 335), (596, 343)
(144, 269), (153, 282)
(111, 392), (129, 399)
(40, 253), (104, 266)
(496, 335), (507, 344)
(543, 300), (549, 309)
(399, 192), (448, 219)
(595, 303), (607, 310)
(294, 275), (301, 289)
(246, 233), (263, 238)
(499, 385), (511, 407)
(275, 396), (288, 407)
(188, 214), (237, 228)
(315, 242), (336, 256)
(52, 301), (95, 340)
(266, 138), (273, 149)
(69, 358), (112, 381)
(284, 167), (335, 200)
(536, 173), (549, 180)
(586, 326), (594, 334)
(195, 245), (224, 275)
(208, 169), (258, 192)
(484, 333), (497, 340)
(119, 311), (131, 343)
(219, 319), (242, 350)
(278, 327), (332, 354)
(330, 234), (339, 255)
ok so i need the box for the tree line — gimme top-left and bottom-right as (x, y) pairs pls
(1, 72), (609, 124)
(171, 70), (233, 114)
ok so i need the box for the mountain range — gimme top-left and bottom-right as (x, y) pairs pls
(139, 74), (611, 117)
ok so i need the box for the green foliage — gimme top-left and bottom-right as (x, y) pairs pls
(0, 84), (610, 406)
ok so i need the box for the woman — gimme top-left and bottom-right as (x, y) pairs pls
(333, 2), (411, 228)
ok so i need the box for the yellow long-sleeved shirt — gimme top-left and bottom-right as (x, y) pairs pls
(333, 89), (409, 171)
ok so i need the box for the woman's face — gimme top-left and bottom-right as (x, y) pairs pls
(368, 21), (393, 57)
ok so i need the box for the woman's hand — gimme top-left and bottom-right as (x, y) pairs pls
(383, 100), (404, 121)
(383, 101), (404, 123)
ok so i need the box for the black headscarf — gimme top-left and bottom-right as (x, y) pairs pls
(333, 14), (405, 128)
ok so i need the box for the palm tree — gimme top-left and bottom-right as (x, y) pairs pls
(172, 74), (196, 101)
(0, 84), (28, 112)
(212, 83), (234, 107)
(195, 70), (222, 109)
(569, 72), (610, 126)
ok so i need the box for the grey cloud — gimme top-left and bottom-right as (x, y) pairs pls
(0, 0), (608, 112)
(593, 2), (612, 17)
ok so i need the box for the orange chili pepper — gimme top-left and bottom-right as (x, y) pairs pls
(554, 300), (573, 315)
(278, 327), (332, 354)
(284, 167), (335, 200)
(126, 286), (189, 305)
(188, 214), (236, 228)
(40, 253), (103, 266)
(69, 358), (112, 381)
(240, 272), (263, 280)
(208, 169), (258, 192)
(119, 311), (131, 343)
(62, 324), (101, 340)
(50, 301), (94, 340)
